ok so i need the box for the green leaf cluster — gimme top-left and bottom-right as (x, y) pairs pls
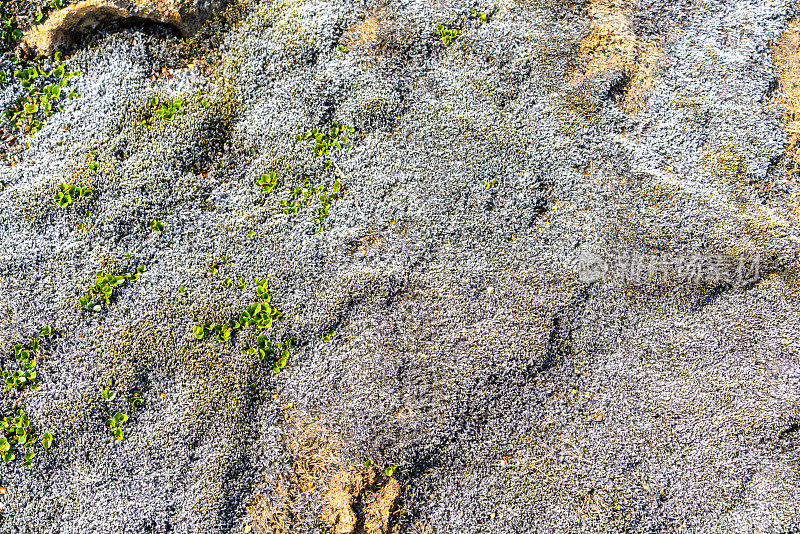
(258, 336), (293, 373)
(139, 97), (184, 126)
(470, 9), (488, 23)
(1, 12), (21, 44)
(194, 278), (283, 342)
(280, 174), (343, 230)
(484, 179), (498, 190)
(100, 389), (142, 441)
(321, 329), (337, 343)
(436, 24), (461, 45)
(3, 58), (82, 135)
(106, 412), (128, 441)
(54, 183), (91, 207)
(207, 255), (231, 274)
(0, 410), (52, 466)
(296, 122), (355, 164)
(79, 265), (146, 312)
(257, 171), (280, 194)
(150, 220), (165, 232)
(3, 326), (54, 391)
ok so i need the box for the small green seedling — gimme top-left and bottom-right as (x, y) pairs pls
(130, 391), (143, 409)
(436, 24), (461, 45)
(385, 464), (399, 477)
(106, 412), (128, 441)
(1, 12), (21, 44)
(0, 410), (50, 466)
(3, 326), (55, 391)
(4, 58), (82, 135)
(337, 44), (349, 53)
(54, 183), (91, 207)
(50, 0), (63, 9)
(152, 97), (182, 121)
(79, 265), (146, 312)
(207, 256), (231, 274)
(364, 459), (374, 468)
(296, 122), (355, 166)
(100, 388), (140, 441)
(321, 329), (337, 343)
(484, 179), (498, 190)
(150, 220), (164, 232)
(138, 97), (184, 127)
(258, 336), (293, 373)
(257, 171), (280, 194)
(470, 9), (488, 23)
(179, 286), (187, 293)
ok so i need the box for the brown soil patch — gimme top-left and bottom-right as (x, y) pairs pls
(341, 8), (390, 49)
(770, 17), (800, 178)
(569, 0), (665, 114)
(246, 413), (402, 534)
(324, 466), (401, 534)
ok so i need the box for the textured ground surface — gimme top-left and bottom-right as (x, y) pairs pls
(0, 0), (799, 532)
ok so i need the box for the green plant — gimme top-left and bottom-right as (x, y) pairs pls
(385, 464), (399, 477)
(280, 198), (301, 215)
(130, 391), (143, 409)
(436, 24), (461, 45)
(0, 410), (51, 466)
(4, 59), (82, 135)
(179, 285), (187, 293)
(100, 388), (142, 441)
(337, 44), (349, 53)
(321, 329), (337, 343)
(257, 336), (293, 373)
(484, 179), (498, 190)
(139, 97), (184, 126)
(54, 183), (91, 207)
(364, 459), (374, 468)
(50, 0), (64, 9)
(0, 12), (21, 44)
(207, 256), (231, 274)
(470, 8), (488, 23)
(3, 326), (55, 392)
(106, 412), (128, 441)
(150, 220), (164, 232)
(257, 170), (280, 194)
(194, 279), (292, 370)
(280, 174), (343, 231)
(193, 279), (283, 342)
(79, 265), (146, 312)
(296, 123), (355, 167)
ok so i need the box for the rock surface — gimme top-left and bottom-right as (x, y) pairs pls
(23, 0), (227, 54)
(0, 0), (799, 532)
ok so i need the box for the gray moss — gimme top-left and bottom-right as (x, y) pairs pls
(0, 0), (799, 532)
